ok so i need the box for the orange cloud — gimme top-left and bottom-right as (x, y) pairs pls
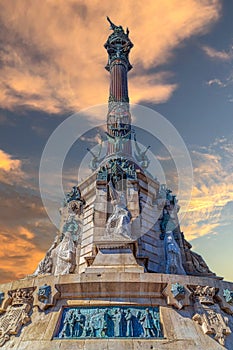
(18, 226), (35, 240)
(0, 149), (26, 185)
(130, 72), (177, 104)
(0, 227), (45, 282)
(0, 149), (21, 172)
(181, 222), (219, 240)
(0, 0), (221, 113)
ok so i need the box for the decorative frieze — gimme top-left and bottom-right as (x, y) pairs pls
(54, 306), (163, 339)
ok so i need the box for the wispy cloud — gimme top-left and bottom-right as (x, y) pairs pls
(206, 78), (227, 87)
(202, 45), (233, 61)
(206, 74), (233, 101)
(0, 0), (221, 113)
(203, 44), (233, 99)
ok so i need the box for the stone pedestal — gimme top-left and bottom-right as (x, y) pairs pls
(85, 245), (144, 274)
(0, 272), (233, 349)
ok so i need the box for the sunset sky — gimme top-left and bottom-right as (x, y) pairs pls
(0, 0), (233, 283)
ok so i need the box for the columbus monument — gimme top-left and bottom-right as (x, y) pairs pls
(0, 18), (233, 350)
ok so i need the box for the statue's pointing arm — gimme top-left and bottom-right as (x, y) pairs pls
(106, 16), (117, 31)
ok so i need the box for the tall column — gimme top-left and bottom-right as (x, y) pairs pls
(104, 17), (133, 156)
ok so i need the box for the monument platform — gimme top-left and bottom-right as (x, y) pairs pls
(0, 271), (233, 349)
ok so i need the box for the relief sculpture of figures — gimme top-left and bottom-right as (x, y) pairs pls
(105, 179), (132, 239)
(90, 309), (103, 337)
(59, 310), (75, 338)
(102, 309), (115, 337)
(112, 309), (121, 337)
(55, 306), (162, 339)
(125, 309), (134, 337)
(73, 310), (86, 337)
(140, 308), (157, 337)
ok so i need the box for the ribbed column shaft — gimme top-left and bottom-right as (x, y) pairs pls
(104, 19), (133, 157)
(109, 63), (128, 102)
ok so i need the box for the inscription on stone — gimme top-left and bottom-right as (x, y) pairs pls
(54, 306), (163, 339)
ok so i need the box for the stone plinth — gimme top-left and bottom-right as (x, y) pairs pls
(85, 245), (144, 273)
(0, 272), (233, 349)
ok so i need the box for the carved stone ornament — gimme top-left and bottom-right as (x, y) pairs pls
(0, 287), (35, 347)
(63, 186), (85, 215)
(0, 293), (4, 308)
(98, 157), (137, 183)
(192, 285), (231, 346)
(223, 289), (233, 304)
(97, 166), (108, 181)
(34, 284), (59, 312)
(193, 304), (231, 346)
(171, 283), (186, 298)
(0, 293), (5, 315)
(38, 284), (51, 304)
(162, 283), (191, 310)
(216, 288), (233, 315)
(193, 285), (216, 304)
(68, 200), (83, 216)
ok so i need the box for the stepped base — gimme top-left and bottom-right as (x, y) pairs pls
(85, 246), (144, 273)
(0, 272), (233, 349)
